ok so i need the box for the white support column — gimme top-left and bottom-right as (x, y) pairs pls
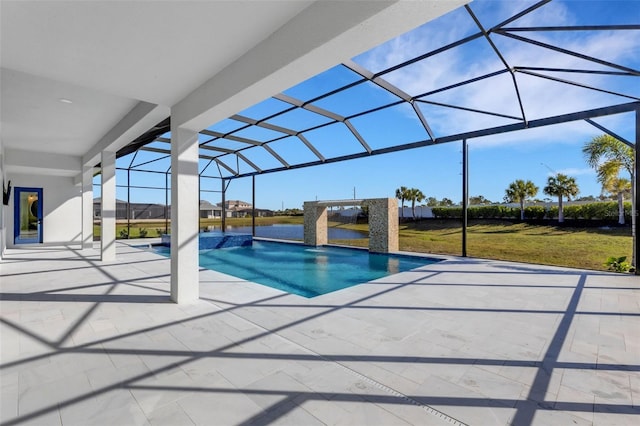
(170, 126), (200, 303)
(81, 165), (94, 249)
(101, 150), (116, 261)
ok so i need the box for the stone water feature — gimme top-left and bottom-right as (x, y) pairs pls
(303, 198), (398, 253)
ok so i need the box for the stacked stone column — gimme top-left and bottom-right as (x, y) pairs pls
(365, 198), (398, 253)
(303, 202), (328, 246)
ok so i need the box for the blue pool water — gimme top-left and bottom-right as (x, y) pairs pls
(153, 241), (438, 298)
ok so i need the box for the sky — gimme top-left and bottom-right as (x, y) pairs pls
(98, 0), (640, 211)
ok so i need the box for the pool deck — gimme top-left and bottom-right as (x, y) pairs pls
(1, 241), (639, 425)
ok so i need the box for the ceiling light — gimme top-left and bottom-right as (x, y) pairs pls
(58, 98), (73, 104)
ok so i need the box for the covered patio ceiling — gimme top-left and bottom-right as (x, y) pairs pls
(122, 0), (639, 180)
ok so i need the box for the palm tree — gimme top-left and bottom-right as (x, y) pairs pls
(543, 173), (579, 223)
(583, 134), (635, 227)
(395, 186), (409, 219)
(406, 188), (425, 220)
(604, 177), (631, 225)
(504, 179), (539, 220)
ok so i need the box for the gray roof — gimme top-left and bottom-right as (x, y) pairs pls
(200, 200), (221, 210)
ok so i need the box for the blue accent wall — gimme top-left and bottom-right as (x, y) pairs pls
(161, 232), (252, 250)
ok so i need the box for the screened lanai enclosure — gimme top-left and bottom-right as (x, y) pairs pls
(101, 0), (639, 271)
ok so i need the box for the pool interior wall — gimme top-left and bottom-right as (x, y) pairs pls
(152, 239), (439, 298)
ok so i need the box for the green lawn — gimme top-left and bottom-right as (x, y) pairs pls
(333, 220), (632, 272)
(402, 220), (631, 271)
(95, 217), (633, 272)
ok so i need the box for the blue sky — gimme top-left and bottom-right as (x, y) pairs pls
(101, 0), (640, 210)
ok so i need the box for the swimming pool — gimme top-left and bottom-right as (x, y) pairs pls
(153, 240), (439, 297)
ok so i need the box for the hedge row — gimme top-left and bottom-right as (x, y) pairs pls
(561, 202), (631, 220)
(431, 201), (632, 221)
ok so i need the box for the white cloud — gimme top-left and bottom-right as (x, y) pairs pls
(469, 120), (596, 149)
(554, 167), (595, 177)
(353, 0), (639, 151)
(510, 0), (573, 27)
(356, 6), (475, 73)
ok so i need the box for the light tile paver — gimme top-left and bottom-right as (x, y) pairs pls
(1, 242), (638, 425)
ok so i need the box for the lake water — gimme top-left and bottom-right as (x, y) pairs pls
(202, 224), (366, 240)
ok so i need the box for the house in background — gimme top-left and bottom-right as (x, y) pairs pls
(220, 199), (250, 218)
(217, 200), (272, 218)
(235, 207), (274, 218)
(200, 200), (222, 219)
(219, 199), (251, 214)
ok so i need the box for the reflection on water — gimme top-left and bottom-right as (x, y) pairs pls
(369, 254), (401, 274)
(201, 224), (366, 240)
(386, 257), (400, 274)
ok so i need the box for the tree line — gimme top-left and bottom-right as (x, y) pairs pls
(432, 201), (632, 222)
(503, 134), (633, 224)
(396, 134), (634, 225)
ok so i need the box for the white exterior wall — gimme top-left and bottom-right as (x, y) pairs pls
(399, 206), (434, 219)
(0, 141), (6, 259)
(6, 173), (81, 247)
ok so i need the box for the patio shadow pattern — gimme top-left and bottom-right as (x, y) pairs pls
(1, 242), (639, 425)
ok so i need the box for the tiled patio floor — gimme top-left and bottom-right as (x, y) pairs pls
(1, 241), (639, 425)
